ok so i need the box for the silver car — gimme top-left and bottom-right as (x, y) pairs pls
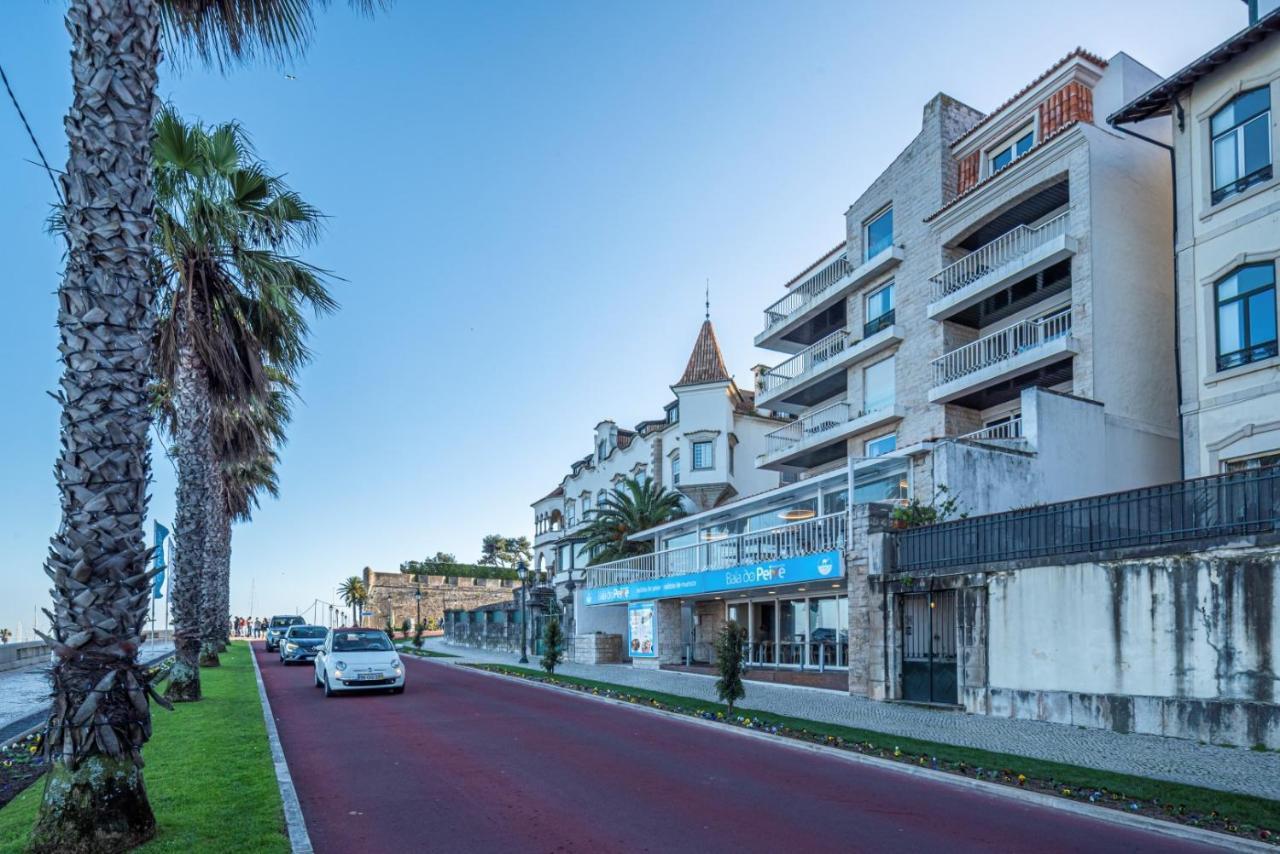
(279, 624), (327, 664)
(265, 615), (304, 651)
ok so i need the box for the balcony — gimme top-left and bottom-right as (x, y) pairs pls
(929, 309), (1076, 406)
(927, 212), (1074, 322)
(584, 512), (849, 590)
(960, 415), (1024, 442)
(756, 322), (902, 414)
(757, 399), (904, 470)
(757, 245), (904, 352)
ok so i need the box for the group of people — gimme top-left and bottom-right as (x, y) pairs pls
(233, 616), (268, 638)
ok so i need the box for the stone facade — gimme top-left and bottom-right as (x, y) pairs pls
(361, 568), (515, 629)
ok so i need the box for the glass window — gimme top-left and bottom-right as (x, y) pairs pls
(597, 488), (608, 508)
(1211, 87), (1272, 203)
(853, 462), (909, 504)
(779, 599), (807, 664)
(581, 494), (592, 515)
(822, 489), (849, 516)
(667, 405), (679, 424)
(865, 433), (897, 458)
(866, 282), (894, 321)
(1225, 452), (1280, 472)
(989, 126), (1035, 174)
(332, 631), (393, 652)
(692, 440), (713, 470)
(663, 530), (697, 551)
(864, 207), (893, 259)
(671, 454), (681, 485)
(863, 356), (895, 414)
(1215, 263), (1277, 370)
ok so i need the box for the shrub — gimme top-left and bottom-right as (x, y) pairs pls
(714, 621), (748, 715)
(541, 617), (564, 675)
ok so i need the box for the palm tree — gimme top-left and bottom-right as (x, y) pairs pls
(582, 478), (687, 565)
(151, 106), (332, 693)
(39, 2), (383, 848)
(339, 576), (368, 626)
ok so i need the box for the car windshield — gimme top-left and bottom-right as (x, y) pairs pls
(332, 631), (393, 652)
(272, 616), (303, 628)
(288, 627), (326, 639)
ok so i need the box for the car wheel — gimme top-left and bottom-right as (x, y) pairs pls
(323, 675), (334, 697)
(314, 670), (322, 688)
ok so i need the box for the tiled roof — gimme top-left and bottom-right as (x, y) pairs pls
(950, 48), (1108, 150)
(675, 320), (732, 386)
(531, 485), (564, 505)
(1110, 9), (1280, 124)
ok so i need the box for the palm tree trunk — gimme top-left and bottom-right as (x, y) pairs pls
(31, 1), (162, 850)
(166, 320), (212, 699)
(198, 474), (225, 667)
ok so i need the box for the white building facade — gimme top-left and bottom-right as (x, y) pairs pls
(1112, 7), (1280, 478)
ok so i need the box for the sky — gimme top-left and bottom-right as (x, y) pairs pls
(0, 0), (1249, 636)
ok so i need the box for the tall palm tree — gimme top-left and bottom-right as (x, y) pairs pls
(582, 478), (687, 565)
(339, 576), (368, 626)
(39, 2), (384, 848)
(151, 107), (332, 695)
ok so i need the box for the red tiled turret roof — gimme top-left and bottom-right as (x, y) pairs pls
(675, 320), (732, 386)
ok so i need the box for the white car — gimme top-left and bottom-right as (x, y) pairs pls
(314, 628), (405, 696)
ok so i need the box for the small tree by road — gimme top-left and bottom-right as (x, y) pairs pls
(541, 617), (564, 675)
(715, 622), (748, 715)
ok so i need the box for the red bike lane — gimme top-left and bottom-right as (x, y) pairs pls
(252, 644), (1224, 853)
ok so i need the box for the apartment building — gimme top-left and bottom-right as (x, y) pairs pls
(532, 318), (785, 638)
(1111, 6), (1280, 477)
(579, 48), (1184, 681)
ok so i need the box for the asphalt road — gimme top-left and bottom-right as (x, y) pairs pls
(253, 644), (1226, 853)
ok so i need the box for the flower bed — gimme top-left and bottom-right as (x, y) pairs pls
(469, 663), (1278, 846)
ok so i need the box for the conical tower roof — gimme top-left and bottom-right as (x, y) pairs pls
(675, 320), (732, 387)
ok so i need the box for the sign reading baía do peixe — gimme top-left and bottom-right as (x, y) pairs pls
(583, 550), (844, 606)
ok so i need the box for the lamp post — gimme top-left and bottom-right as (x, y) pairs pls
(415, 583), (422, 631)
(517, 560), (529, 663)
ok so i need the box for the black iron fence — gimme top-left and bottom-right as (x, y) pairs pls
(892, 466), (1280, 573)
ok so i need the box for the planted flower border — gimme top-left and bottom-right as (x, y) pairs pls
(468, 663), (1278, 846)
(0, 656), (174, 810)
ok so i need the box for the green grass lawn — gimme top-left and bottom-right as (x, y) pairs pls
(471, 663), (1280, 837)
(0, 642), (288, 854)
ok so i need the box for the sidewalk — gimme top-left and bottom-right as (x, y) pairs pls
(424, 638), (1280, 801)
(0, 641), (174, 743)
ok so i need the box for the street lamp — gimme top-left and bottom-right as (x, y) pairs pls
(517, 560), (529, 663)
(415, 583), (422, 632)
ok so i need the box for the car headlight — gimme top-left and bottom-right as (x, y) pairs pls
(284, 642), (296, 651)
(391, 659), (402, 670)
(334, 660), (347, 671)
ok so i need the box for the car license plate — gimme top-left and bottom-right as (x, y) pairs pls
(355, 672), (382, 681)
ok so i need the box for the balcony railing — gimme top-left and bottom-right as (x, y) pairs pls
(759, 328), (852, 397)
(762, 252), (854, 332)
(585, 513), (849, 588)
(930, 212), (1069, 301)
(892, 466), (1280, 573)
(932, 308), (1072, 387)
(961, 415), (1023, 441)
(863, 309), (895, 338)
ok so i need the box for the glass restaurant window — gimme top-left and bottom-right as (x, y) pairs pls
(1216, 263), (1277, 370)
(989, 125), (1034, 174)
(692, 440), (713, 470)
(1211, 87), (1272, 204)
(864, 206), (893, 260)
(865, 433), (897, 458)
(853, 463), (908, 504)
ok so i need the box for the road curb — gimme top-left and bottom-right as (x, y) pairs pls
(249, 642), (314, 854)
(446, 661), (1269, 852)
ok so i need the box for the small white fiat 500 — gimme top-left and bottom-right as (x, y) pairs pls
(314, 628), (405, 696)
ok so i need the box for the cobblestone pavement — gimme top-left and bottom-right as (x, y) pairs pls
(425, 639), (1280, 801)
(0, 641), (174, 742)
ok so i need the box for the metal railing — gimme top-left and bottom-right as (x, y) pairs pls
(863, 309), (895, 338)
(931, 308), (1072, 387)
(961, 415), (1023, 441)
(930, 212), (1069, 301)
(892, 466), (1280, 573)
(585, 512), (849, 588)
(762, 252), (854, 333)
(759, 328), (852, 397)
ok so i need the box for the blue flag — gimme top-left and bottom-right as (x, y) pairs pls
(153, 521), (169, 599)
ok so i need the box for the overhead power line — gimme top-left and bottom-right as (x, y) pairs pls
(0, 59), (64, 205)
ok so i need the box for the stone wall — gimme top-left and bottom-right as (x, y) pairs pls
(362, 569), (515, 629)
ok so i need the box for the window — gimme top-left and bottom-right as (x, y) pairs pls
(865, 433), (897, 458)
(1225, 452), (1280, 472)
(1215, 263), (1277, 370)
(692, 440), (713, 470)
(1211, 87), (1272, 204)
(853, 462), (909, 504)
(863, 356), (895, 414)
(864, 206), (893, 260)
(666, 404), (679, 424)
(822, 489), (849, 516)
(989, 125), (1035, 174)
(597, 488), (608, 508)
(864, 282), (895, 336)
(597, 439), (608, 460)
(565, 500), (576, 527)
(581, 494), (592, 516)
(671, 454), (681, 486)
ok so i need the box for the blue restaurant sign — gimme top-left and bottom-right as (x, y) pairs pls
(583, 550), (844, 606)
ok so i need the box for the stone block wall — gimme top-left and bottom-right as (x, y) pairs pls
(574, 633), (623, 665)
(362, 569), (515, 630)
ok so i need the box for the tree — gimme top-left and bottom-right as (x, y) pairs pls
(582, 477), (686, 565)
(401, 551), (457, 575)
(540, 617), (564, 675)
(37, 3), (384, 848)
(338, 576), (368, 626)
(714, 622), (748, 716)
(151, 107), (330, 685)
(478, 535), (532, 569)
(0, 628), (10, 644)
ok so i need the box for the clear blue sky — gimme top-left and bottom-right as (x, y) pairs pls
(0, 1), (1246, 634)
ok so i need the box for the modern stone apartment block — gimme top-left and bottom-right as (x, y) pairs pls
(1112, 7), (1280, 478)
